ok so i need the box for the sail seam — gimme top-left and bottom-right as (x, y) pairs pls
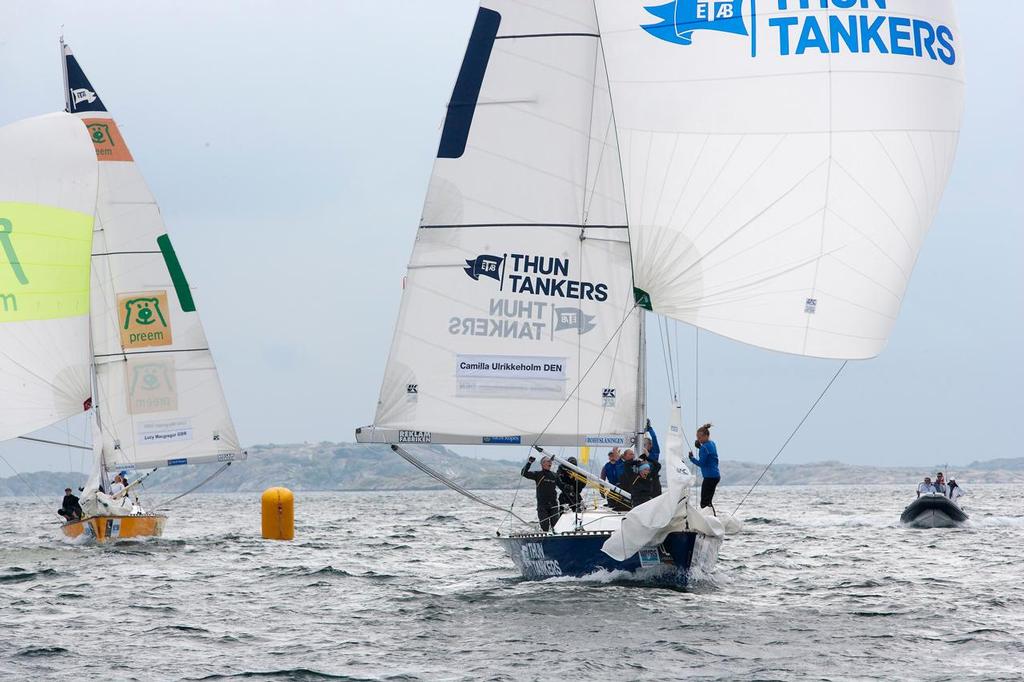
(495, 33), (599, 39)
(420, 222), (627, 229)
(94, 347), (209, 359)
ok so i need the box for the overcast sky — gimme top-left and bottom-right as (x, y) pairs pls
(0, 1), (1020, 476)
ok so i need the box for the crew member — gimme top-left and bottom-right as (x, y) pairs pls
(642, 419), (662, 497)
(917, 477), (935, 497)
(57, 487), (83, 522)
(688, 423), (721, 514)
(933, 472), (948, 495)
(521, 455), (561, 531)
(557, 457), (585, 513)
(948, 479), (965, 506)
(600, 448), (623, 488)
(631, 462), (657, 507)
(617, 449), (640, 510)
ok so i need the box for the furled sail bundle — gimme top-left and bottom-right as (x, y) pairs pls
(0, 113), (98, 442)
(63, 41), (242, 471)
(595, 0), (966, 359)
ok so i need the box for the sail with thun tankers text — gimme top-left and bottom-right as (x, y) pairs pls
(0, 113), (99, 443)
(358, 2), (645, 447)
(594, 0), (965, 359)
(63, 40), (243, 472)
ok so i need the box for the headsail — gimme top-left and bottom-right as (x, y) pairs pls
(359, 1), (643, 447)
(62, 41), (243, 471)
(0, 113), (98, 442)
(594, 1), (965, 359)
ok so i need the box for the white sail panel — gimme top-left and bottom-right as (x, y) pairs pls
(367, 227), (641, 446)
(595, 0), (965, 359)
(0, 113), (97, 442)
(362, 2), (641, 446)
(64, 42), (243, 470)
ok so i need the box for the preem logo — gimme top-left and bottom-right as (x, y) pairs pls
(118, 291), (173, 349)
(0, 218), (28, 313)
(126, 357), (178, 415)
(71, 88), (98, 105)
(643, 0), (957, 64)
(83, 118), (133, 162)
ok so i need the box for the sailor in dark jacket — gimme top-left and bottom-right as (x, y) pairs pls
(57, 487), (83, 522)
(630, 463), (658, 507)
(557, 457), (585, 513)
(521, 456), (561, 531)
(617, 449), (640, 510)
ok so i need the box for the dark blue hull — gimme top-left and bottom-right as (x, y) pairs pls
(496, 530), (719, 585)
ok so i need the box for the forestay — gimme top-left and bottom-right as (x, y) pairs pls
(594, 0), (965, 359)
(361, 1), (643, 447)
(0, 113), (98, 443)
(63, 42), (243, 470)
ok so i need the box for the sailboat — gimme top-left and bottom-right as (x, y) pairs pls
(0, 41), (245, 543)
(356, 0), (964, 581)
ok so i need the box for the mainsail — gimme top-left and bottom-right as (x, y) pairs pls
(359, 2), (644, 447)
(594, 0), (965, 359)
(63, 41), (243, 471)
(0, 113), (98, 442)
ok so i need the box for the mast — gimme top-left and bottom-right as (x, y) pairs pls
(635, 309), (647, 449)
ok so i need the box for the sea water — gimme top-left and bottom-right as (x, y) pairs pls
(1, 485), (1022, 680)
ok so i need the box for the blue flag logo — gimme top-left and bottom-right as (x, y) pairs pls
(554, 307), (596, 335)
(643, 0), (748, 46)
(464, 254), (504, 282)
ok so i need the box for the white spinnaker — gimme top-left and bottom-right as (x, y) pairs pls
(595, 1), (965, 359)
(64, 42), (242, 470)
(363, 1), (642, 446)
(0, 113), (97, 442)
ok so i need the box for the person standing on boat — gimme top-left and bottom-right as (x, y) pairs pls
(630, 462), (658, 506)
(933, 472), (948, 495)
(600, 448), (623, 488)
(916, 477), (935, 497)
(57, 487), (83, 522)
(521, 455), (561, 532)
(557, 457), (585, 513)
(617, 449), (640, 510)
(688, 423), (721, 513)
(643, 419), (662, 497)
(948, 479), (965, 506)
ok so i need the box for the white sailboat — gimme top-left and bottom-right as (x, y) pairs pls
(0, 42), (245, 543)
(356, 0), (964, 580)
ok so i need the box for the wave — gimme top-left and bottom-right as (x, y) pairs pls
(14, 646), (70, 658)
(187, 669), (351, 681)
(0, 568), (57, 584)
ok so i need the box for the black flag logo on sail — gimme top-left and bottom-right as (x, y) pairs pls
(464, 254), (504, 282)
(554, 307), (596, 334)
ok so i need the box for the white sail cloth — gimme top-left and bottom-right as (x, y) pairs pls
(594, 1), (965, 359)
(364, 1), (643, 446)
(63, 42), (242, 471)
(0, 113), (97, 443)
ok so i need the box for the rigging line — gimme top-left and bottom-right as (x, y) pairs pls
(664, 315), (678, 400)
(0, 453), (47, 504)
(153, 462), (232, 510)
(391, 445), (533, 527)
(732, 360), (849, 515)
(655, 315), (675, 400)
(529, 303), (639, 451)
(695, 328), (700, 426)
(17, 436), (92, 451)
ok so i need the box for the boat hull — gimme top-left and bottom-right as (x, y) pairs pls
(61, 515), (167, 542)
(496, 530), (719, 585)
(900, 495), (968, 528)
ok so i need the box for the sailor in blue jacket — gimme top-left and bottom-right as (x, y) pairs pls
(688, 422), (720, 513)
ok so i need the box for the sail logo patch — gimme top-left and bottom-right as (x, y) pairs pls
(82, 118), (133, 162)
(398, 430), (432, 444)
(71, 88), (98, 105)
(463, 253), (609, 303)
(126, 357), (178, 414)
(137, 418), (193, 445)
(0, 203), (92, 322)
(553, 307), (596, 335)
(119, 291), (173, 349)
(642, 1), (957, 65)
(643, 1), (748, 45)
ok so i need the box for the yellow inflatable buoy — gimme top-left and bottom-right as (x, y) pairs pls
(261, 487), (294, 540)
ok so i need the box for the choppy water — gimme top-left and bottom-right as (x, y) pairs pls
(1, 485), (1023, 681)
